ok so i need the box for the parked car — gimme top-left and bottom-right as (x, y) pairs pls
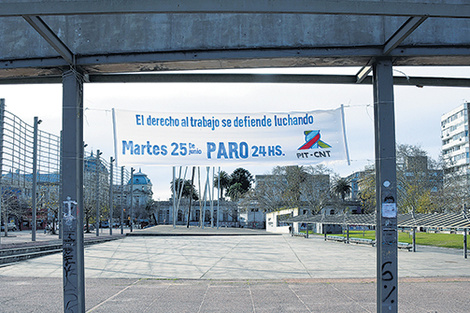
(1, 222), (17, 231)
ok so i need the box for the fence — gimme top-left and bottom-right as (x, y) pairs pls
(0, 99), (136, 242)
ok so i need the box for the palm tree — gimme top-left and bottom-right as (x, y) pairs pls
(170, 178), (198, 201)
(227, 183), (243, 202)
(213, 170), (231, 199)
(333, 178), (351, 201)
(230, 168), (253, 193)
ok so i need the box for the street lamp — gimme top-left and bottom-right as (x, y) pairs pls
(95, 150), (102, 237)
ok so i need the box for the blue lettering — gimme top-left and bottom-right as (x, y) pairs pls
(122, 141), (134, 155)
(240, 142), (248, 159)
(146, 141), (153, 155)
(134, 144), (141, 155)
(268, 145), (275, 156)
(207, 142), (216, 159)
(228, 142), (238, 159)
(217, 142), (228, 159)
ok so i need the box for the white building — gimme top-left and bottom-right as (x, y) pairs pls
(154, 199), (239, 226)
(127, 169), (153, 209)
(441, 103), (470, 179)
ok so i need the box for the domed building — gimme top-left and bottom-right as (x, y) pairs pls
(127, 169), (153, 210)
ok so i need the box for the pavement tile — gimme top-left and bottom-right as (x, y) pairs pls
(1, 227), (469, 312)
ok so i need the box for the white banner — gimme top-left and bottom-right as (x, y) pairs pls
(113, 107), (349, 167)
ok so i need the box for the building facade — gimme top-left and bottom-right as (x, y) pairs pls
(254, 172), (330, 214)
(153, 199), (239, 227)
(441, 103), (470, 178)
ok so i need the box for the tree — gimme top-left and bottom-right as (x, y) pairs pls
(226, 182), (244, 202)
(357, 166), (376, 214)
(230, 168), (253, 194)
(396, 144), (440, 213)
(358, 144), (443, 214)
(211, 168), (253, 203)
(332, 178), (351, 201)
(437, 153), (470, 213)
(271, 165), (309, 209)
(1, 188), (27, 236)
(248, 165), (332, 214)
(170, 178), (198, 201)
(213, 170), (231, 199)
(301, 165), (333, 214)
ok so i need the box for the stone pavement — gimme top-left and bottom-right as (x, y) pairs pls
(0, 227), (130, 248)
(0, 226), (469, 312)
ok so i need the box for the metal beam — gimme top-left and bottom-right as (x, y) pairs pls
(357, 16), (428, 83)
(383, 16), (428, 55)
(89, 73), (362, 84)
(23, 15), (74, 65)
(2, 45), (470, 75)
(1, 74), (470, 88)
(356, 65), (373, 84)
(1, 0), (469, 18)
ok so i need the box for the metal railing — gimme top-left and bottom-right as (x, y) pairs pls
(0, 99), (135, 243)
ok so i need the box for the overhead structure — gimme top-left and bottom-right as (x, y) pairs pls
(1, 1), (469, 313)
(1, 0), (470, 81)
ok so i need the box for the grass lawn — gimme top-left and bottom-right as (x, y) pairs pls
(320, 230), (470, 250)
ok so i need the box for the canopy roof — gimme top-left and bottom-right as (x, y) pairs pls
(0, 1), (469, 86)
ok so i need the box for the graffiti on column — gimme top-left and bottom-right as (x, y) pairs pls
(381, 261), (396, 303)
(63, 197), (78, 311)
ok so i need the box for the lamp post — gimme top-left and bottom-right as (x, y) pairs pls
(120, 166), (124, 234)
(32, 117), (42, 241)
(95, 150), (102, 236)
(109, 157), (114, 235)
(130, 167), (135, 232)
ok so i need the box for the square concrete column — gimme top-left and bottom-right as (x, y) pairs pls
(61, 69), (85, 313)
(373, 58), (398, 313)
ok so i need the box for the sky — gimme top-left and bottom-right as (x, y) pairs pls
(0, 66), (468, 200)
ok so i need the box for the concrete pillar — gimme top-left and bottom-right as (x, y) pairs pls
(373, 58), (398, 313)
(61, 69), (85, 313)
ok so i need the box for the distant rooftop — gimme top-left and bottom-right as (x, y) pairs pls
(128, 169), (152, 186)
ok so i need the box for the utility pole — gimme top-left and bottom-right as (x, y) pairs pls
(32, 116), (41, 241)
(95, 150), (102, 236)
(130, 168), (135, 232)
(120, 166), (124, 235)
(109, 157), (114, 235)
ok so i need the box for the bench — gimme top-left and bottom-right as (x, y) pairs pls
(349, 237), (376, 247)
(326, 235), (346, 242)
(398, 242), (413, 251)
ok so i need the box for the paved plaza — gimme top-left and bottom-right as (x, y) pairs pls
(0, 226), (469, 312)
